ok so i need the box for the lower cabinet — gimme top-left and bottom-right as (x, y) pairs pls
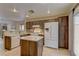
(4, 36), (20, 50)
(20, 39), (43, 56)
(4, 36), (11, 50)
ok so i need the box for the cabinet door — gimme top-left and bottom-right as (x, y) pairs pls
(4, 36), (11, 50)
(29, 41), (37, 56)
(21, 40), (30, 56)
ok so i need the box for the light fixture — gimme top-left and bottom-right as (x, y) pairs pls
(47, 9), (50, 14)
(11, 8), (18, 13)
(26, 15), (29, 17)
(13, 8), (17, 12)
(32, 25), (40, 28)
(28, 10), (34, 14)
(25, 9), (34, 18)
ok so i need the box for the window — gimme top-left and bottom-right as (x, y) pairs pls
(19, 24), (24, 31)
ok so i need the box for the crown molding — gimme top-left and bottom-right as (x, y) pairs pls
(26, 13), (68, 22)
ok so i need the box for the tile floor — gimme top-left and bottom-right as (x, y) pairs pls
(0, 38), (70, 56)
(43, 46), (70, 56)
(0, 46), (70, 56)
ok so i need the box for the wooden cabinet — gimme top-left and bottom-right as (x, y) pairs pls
(26, 20), (44, 29)
(4, 36), (11, 50)
(20, 37), (43, 56)
(4, 36), (20, 50)
(63, 16), (68, 49)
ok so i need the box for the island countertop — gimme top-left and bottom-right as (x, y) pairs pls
(20, 36), (43, 41)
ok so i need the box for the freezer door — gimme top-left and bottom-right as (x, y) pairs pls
(44, 22), (58, 48)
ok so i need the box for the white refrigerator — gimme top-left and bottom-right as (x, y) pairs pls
(44, 22), (59, 48)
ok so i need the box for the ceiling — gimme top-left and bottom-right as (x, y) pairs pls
(0, 3), (76, 21)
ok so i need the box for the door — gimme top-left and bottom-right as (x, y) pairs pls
(44, 22), (58, 48)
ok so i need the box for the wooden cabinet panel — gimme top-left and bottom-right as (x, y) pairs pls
(59, 16), (68, 49)
(29, 41), (37, 56)
(63, 16), (68, 49)
(21, 40), (30, 56)
(4, 36), (11, 50)
(21, 39), (43, 56)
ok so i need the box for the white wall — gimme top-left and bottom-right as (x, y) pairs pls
(0, 19), (24, 31)
(68, 5), (79, 56)
(74, 16), (79, 56)
(0, 20), (11, 24)
(69, 11), (74, 55)
(0, 19), (15, 31)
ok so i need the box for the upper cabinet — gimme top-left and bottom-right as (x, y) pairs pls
(26, 21), (44, 29)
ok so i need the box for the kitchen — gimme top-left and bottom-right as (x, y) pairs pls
(0, 3), (76, 56)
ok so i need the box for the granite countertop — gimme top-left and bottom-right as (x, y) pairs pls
(4, 31), (20, 37)
(20, 36), (43, 41)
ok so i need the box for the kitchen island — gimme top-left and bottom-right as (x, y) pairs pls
(4, 31), (20, 50)
(20, 36), (43, 56)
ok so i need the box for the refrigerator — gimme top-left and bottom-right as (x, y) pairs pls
(44, 22), (58, 48)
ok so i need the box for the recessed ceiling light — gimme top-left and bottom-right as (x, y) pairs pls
(47, 10), (50, 14)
